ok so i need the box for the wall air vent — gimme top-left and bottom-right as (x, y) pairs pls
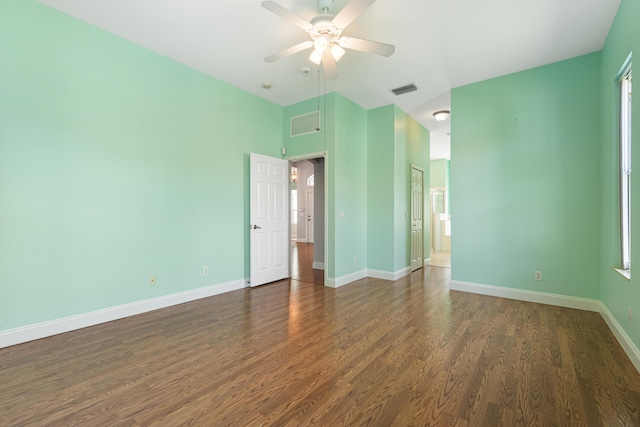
(290, 110), (321, 137)
(391, 84), (418, 96)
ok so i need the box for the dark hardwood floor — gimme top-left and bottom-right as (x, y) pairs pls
(2, 267), (640, 426)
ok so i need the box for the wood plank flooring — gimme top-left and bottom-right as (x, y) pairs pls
(428, 251), (451, 269)
(2, 267), (640, 426)
(291, 241), (324, 285)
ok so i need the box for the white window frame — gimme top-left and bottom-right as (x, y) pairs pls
(619, 58), (632, 273)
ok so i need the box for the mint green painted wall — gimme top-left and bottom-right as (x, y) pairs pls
(393, 107), (431, 271)
(430, 160), (449, 189)
(367, 105), (395, 272)
(284, 93), (368, 279)
(333, 95), (368, 277)
(283, 95), (333, 158)
(599, 0), (640, 345)
(283, 94), (337, 277)
(285, 98), (429, 278)
(451, 53), (601, 298)
(0, 1), (282, 330)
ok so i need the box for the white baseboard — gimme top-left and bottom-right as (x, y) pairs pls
(0, 279), (245, 349)
(599, 303), (640, 373)
(312, 261), (325, 270)
(296, 238), (308, 243)
(366, 269), (395, 281)
(367, 267), (411, 281)
(325, 269), (367, 288)
(325, 267), (411, 288)
(449, 280), (602, 312)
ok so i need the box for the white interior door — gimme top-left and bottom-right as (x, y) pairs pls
(250, 153), (290, 287)
(411, 166), (424, 272)
(306, 190), (314, 243)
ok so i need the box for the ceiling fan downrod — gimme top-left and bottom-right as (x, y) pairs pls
(318, 0), (333, 14)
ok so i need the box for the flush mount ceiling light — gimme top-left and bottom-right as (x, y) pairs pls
(433, 110), (450, 122)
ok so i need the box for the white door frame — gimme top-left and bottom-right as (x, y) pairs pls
(286, 151), (328, 285)
(410, 164), (425, 271)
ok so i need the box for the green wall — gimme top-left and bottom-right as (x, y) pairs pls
(451, 52), (601, 299)
(393, 107), (431, 271)
(599, 0), (640, 345)
(283, 93), (370, 280)
(0, 0), (282, 330)
(366, 105), (431, 273)
(283, 95), (334, 158)
(333, 95), (368, 278)
(430, 159), (450, 189)
(1, 0), (430, 334)
(285, 99), (431, 279)
(367, 106), (396, 272)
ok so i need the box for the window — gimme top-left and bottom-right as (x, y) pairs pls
(619, 58), (632, 272)
(307, 174), (314, 187)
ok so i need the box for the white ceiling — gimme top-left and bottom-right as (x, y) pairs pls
(39, 0), (620, 160)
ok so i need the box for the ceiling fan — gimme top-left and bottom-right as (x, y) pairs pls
(262, 0), (395, 79)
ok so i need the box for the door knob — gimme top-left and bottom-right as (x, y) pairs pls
(250, 224), (262, 230)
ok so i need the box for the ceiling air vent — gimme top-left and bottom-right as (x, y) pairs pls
(391, 84), (418, 96)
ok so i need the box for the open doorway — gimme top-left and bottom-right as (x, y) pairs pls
(289, 157), (325, 285)
(430, 188), (451, 268)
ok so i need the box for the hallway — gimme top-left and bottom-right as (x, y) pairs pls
(291, 241), (324, 285)
(429, 251), (451, 268)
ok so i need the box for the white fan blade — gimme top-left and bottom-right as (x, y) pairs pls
(323, 51), (337, 80)
(262, 1), (314, 32)
(265, 41), (314, 62)
(331, 0), (376, 30)
(339, 37), (395, 57)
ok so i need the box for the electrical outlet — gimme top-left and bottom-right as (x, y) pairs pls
(629, 306), (633, 322)
(353, 256), (357, 264)
(203, 266), (209, 276)
(149, 275), (156, 286)
(534, 271), (543, 281)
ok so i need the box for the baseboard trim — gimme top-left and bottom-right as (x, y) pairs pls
(296, 238), (308, 243)
(449, 280), (601, 312)
(367, 267), (411, 281)
(312, 261), (325, 270)
(0, 279), (245, 349)
(599, 303), (640, 373)
(325, 269), (367, 288)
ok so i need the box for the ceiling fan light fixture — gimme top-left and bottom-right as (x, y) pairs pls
(309, 49), (323, 64)
(433, 110), (450, 122)
(314, 35), (330, 53)
(331, 44), (345, 62)
(262, 0), (396, 80)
